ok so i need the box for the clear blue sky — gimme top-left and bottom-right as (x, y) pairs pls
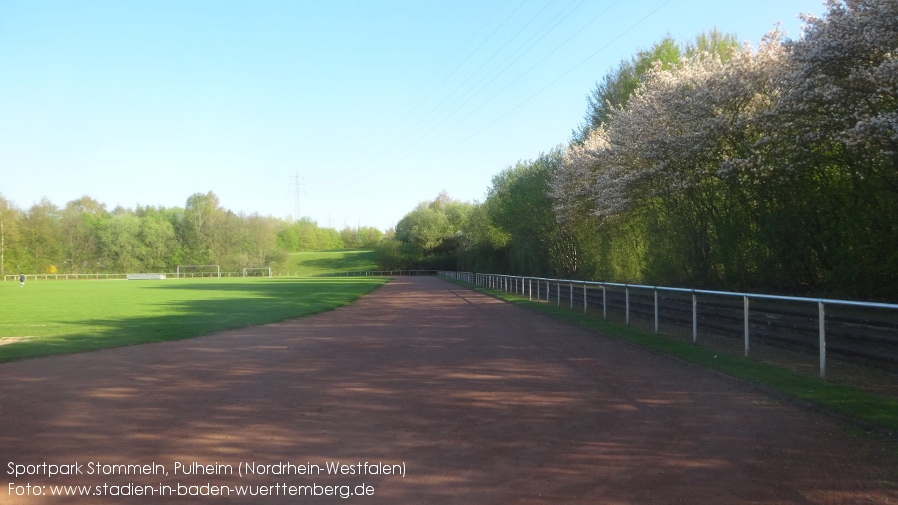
(1, 0), (823, 231)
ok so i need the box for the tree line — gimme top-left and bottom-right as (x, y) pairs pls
(4, 1), (893, 299)
(379, 0), (898, 300)
(0, 191), (383, 276)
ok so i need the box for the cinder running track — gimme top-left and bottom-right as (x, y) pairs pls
(1, 277), (895, 504)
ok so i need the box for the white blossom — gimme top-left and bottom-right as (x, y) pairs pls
(554, 31), (788, 220)
(554, 0), (898, 223)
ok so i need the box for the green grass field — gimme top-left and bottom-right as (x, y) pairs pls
(285, 249), (379, 276)
(0, 276), (388, 362)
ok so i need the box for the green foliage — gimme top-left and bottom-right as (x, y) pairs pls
(373, 239), (424, 270)
(0, 191), (366, 277)
(181, 191), (223, 264)
(393, 191), (473, 261)
(277, 217), (345, 252)
(59, 197), (104, 273)
(456, 204), (509, 273)
(396, 203), (451, 252)
(0, 277), (387, 362)
(20, 198), (60, 274)
(98, 212), (142, 272)
(138, 209), (178, 271)
(0, 196), (24, 278)
(684, 27), (739, 60)
(340, 226), (383, 248)
(575, 215), (645, 283)
(481, 148), (582, 277)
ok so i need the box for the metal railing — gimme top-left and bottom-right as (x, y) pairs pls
(5, 273), (131, 281)
(4, 270), (440, 282)
(5, 272), (247, 281)
(438, 271), (898, 378)
(311, 270), (438, 277)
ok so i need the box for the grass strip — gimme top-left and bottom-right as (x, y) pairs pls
(460, 280), (898, 435)
(0, 277), (388, 362)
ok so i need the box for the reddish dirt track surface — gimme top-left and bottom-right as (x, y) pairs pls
(1, 276), (896, 504)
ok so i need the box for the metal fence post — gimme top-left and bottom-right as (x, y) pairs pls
(583, 283), (587, 314)
(625, 286), (630, 326)
(744, 296), (750, 357)
(602, 284), (607, 319)
(692, 292), (697, 344)
(819, 302), (826, 378)
(654, 289), (659, 334)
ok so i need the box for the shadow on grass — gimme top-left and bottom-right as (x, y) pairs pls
(294, 250), (378, 274)
(0, 278), (387, 362)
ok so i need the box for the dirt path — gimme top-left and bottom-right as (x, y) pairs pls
(1, 276), (895, 504)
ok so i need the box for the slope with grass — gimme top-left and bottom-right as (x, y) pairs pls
(284, 249), (378, 276)
(0, 276), (387, 362)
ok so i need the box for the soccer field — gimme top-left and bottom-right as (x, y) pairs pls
(0, 276), (388, 362)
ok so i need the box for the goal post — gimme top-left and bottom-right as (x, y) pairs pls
(243, 267), (272, 278)
(176, 265), (221, 278)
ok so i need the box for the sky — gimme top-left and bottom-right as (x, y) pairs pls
(1, 0), (825, 231)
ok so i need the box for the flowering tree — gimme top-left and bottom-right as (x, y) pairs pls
(553, 0), (898, 294)
(572, 30), (739, 143)
(554, 32), (788, 285)
(769, 0), (897, 183)
(753, 0), (898, 293)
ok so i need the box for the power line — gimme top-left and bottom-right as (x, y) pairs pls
(444, 0), (676, 155)
(387, 0), (558, 144)
(405, 0), (629, 154)
(369, 0), (605, 173)
(377, 0), (675, 187)
(335, 0), (593, 192)
(319, 0), (675, 207)
(334, 0), (523, 180)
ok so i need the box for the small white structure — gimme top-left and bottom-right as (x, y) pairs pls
(243, 267), (272, 277)
(126, 274), (167, 280)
